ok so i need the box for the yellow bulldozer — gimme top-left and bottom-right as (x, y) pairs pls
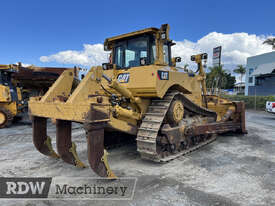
(0, 64), (80, 128)
(29, 24), (246, 178)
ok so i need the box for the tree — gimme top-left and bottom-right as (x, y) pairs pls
(233, 65), (246, 83)
(206, 65), (228, 94)
(263, 38), (275, 50)
(223, 73), (236, 89)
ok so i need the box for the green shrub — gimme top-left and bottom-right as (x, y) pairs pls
(222, 95), (275, 110)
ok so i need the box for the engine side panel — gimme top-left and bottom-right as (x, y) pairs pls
(101, 65), (203, 107)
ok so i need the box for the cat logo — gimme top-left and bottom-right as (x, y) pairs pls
(117, 73), (130, 83)
(157, 71), (169, 80)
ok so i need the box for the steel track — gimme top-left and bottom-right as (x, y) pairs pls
(136, 90), (217, 162)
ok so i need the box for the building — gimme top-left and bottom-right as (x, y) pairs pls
(234, 82), (245, 94)
(245, 51), (275, 96)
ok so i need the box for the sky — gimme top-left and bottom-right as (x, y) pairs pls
(0, 0), (274, 75)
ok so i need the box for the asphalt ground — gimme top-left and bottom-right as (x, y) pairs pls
(0, 110), (274, 206)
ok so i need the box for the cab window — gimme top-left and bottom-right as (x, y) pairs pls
(163, 44), (169, 65)
(115, 46), (124, 68)
(113, 36), (152, 68)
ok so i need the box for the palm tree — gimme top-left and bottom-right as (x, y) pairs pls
(263, 38), (275, 50)
(233, 65), (246, 83)
(206, 65), (228, 94)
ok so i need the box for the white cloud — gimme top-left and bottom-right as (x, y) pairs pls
(173, 32), (273, 70)
(40, 44), (110, 66)
(40, 32), (273, 71)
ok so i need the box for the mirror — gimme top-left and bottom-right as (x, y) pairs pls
(175, 57), (181, 62)
(102, 63), (113, 70)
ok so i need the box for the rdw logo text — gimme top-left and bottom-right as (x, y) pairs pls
(6, 181), (45, 195)
(0, 177), (52, 198)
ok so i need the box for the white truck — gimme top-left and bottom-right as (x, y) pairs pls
(266, 101), (275, 114)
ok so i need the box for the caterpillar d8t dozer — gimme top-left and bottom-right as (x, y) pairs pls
(29, 24), (247, 178)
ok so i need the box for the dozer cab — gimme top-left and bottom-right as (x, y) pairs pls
(29, 24), (246, 178)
